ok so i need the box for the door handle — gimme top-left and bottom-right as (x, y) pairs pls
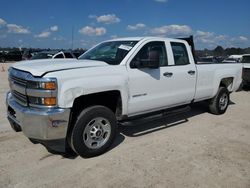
(163, 72), (173, 77)
(188, 70), (195, 75)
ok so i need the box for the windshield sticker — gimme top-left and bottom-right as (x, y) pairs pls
(118, 44), (132, 51)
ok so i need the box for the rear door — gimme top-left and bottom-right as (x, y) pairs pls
(164, 41), (197, 104)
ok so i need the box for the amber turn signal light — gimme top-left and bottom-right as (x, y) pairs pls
(44, 82), (57, 90)
(44, 97), (57, 106)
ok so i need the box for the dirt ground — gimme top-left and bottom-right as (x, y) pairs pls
(0, 62), (250, 188)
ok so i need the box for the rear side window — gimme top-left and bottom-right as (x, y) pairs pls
(171, 42), (190, 65)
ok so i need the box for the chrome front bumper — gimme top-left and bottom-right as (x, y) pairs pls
(6, 92), (70, 140)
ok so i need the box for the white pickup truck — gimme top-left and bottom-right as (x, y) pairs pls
(6, 36), (242, 157)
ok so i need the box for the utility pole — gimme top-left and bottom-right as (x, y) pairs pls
(71, 26), (74, 50)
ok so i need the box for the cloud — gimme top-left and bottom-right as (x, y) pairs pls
(229, 36), (248, 46)
(196, 30), (214, 38)
(35, 31), (51, 38)
(0, 18), (6, 26)
(127, 23), (146, 31)
(239, 36), (248, 42)
(154, 0), (168, 2)
(79, 26), (106, 36)
(96, 14), (120, 24)
(7, 24), (30, 34)
(151, 24), (192, 36)
(195, 30), (225, 47)
(50, 25), (58, 32)
(194, 30), (249, 48)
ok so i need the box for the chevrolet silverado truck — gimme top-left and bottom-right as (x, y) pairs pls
(6, 36), (242, 158)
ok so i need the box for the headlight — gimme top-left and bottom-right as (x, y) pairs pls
(27, 78), (58, 107)
(28, 80), (57, 90)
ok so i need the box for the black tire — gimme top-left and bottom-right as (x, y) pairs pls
(70, 105), (117, 158)
(209, 87), (229, 115)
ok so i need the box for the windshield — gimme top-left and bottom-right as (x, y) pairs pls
(242, 56), (250, 63)
(79, 41), (138, 65)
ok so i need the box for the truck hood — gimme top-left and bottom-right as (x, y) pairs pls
(12, 59), (109, 77)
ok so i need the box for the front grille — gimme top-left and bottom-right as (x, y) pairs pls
(9, 68), (29, 106)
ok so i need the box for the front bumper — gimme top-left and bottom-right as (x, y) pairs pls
(6, 92), (70, 140)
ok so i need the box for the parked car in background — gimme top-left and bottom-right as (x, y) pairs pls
(22, 49), (41, 60)
(72, 50), (86, 58)
(222, 58), (240, 63)
(242, 54), (250, 85)
(1, 50), (23, 62)
(198, 56), (219, 63)
(222, 55), (242, 63)
(31, 50), (76, 60)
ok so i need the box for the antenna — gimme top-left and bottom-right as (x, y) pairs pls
(71, 26), (74, 50)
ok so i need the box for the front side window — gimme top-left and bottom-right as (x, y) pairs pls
(79, 41), (138, 65)
(171, 42), (190, 65)
(131, 41), (168, 67)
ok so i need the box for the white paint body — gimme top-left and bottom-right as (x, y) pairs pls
(12, 37), (242, 117)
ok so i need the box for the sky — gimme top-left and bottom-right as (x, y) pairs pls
(0, 0), (249, 50)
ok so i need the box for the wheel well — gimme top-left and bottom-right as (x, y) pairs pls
(66, 90), (122, 148)
(220, 77), (233, 90)
(72, 90), (121, 115)
(69, 90), (121, 126)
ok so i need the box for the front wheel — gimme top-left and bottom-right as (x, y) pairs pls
(70, 105), (117, 158)
(209, 87), (230, 115)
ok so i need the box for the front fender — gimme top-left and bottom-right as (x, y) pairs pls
(57, 75), (129, 115)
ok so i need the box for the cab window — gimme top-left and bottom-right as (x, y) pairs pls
(171, 42), (190, 65)
(131, 41), (168, 67)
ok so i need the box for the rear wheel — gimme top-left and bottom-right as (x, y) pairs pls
(209, 87), (229, 115)
(70, 105), (117, 158)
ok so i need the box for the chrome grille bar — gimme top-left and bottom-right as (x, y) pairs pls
(12, 90), (27, 106)
(9, 75), (27, 87)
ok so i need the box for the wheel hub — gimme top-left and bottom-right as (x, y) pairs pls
(83, 117), (111, 149)
(219, 93), (228, 110)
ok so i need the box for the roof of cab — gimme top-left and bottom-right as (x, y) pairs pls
(106, 36), (187, 43)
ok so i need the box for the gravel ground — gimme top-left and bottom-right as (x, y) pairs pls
(0, 62), (250, 188)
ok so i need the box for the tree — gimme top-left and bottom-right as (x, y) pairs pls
(213, 46), (224, 56)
